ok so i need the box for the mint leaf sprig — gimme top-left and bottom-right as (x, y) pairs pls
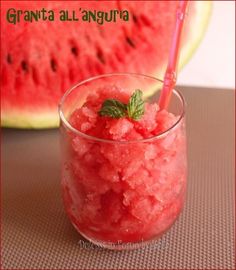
(99, 89), (145, 120)
(99, 99), (127, 118)
(127, 89), (144, 120)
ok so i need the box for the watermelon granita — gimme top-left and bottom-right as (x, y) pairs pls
(59, 75), (187, 249)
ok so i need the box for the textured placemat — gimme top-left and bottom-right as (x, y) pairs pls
(1, 86), (235, 269)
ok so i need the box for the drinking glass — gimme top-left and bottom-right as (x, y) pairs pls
(59, 73), (187, 250)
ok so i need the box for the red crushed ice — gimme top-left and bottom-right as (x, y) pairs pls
(62, 86), (187, 243)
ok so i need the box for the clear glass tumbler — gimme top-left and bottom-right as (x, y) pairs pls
(59, 73), (187, 250)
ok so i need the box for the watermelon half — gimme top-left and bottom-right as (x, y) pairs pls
(1, 1), (212, 128)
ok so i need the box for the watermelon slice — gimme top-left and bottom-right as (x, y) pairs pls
(1, 1), (212, 128)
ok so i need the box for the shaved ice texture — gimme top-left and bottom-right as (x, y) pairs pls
(61, 86), (187, 244)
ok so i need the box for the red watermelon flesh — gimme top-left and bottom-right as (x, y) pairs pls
(1, 1), (212, 128)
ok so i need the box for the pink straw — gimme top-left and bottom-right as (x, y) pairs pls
(159, 0), (189, 110)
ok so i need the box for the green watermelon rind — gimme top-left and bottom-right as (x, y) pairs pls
(179, 1), (212, 70)
(2, 111), (59, 129)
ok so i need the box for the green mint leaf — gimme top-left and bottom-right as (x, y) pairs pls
(127, 89), (144, 120)
(98, 90), (145, 120)
(99, 99), (127, 118)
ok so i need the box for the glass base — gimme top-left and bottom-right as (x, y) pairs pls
(71, 212), (182, 251)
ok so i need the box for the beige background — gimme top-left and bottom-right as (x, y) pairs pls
(179, 1), (235, 88)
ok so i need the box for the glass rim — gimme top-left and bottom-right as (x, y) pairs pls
(58, 72), (186, 144)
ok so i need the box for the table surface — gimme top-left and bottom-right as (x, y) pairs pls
(2, 86), (235, 270)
